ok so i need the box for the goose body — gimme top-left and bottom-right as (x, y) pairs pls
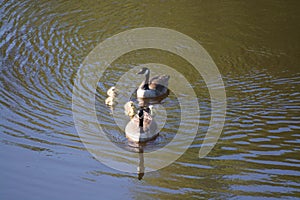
(137, 68), (170, 98)
(125, 107), (159, 142)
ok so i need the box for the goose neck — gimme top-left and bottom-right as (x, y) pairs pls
(144, 69), (150, 85)
(138, 110), (144, 127)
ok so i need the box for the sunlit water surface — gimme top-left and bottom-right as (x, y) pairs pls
(1, 0), (300, 199)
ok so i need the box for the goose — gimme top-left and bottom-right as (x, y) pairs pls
(137, 67), (170, 98)
(125, 106), (158, 142)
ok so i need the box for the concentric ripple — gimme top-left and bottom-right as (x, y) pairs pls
(1, 0), (300, 199)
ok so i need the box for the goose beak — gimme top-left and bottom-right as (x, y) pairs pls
(137, 70), (143, 74)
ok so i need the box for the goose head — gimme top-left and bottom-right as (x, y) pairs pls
(137, 67), (150, 75)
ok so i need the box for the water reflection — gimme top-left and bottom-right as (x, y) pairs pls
(126, 142), (145, 180)
(138, 150), (145, 180)
(1, 0), (300, 199)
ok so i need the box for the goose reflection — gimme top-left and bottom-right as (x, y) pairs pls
(137, 147), (145, 180)
(126, 142), (145, 180)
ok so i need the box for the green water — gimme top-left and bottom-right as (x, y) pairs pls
(1, 0), (300, 199)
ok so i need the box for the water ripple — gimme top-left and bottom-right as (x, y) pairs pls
(1, 0), (300, 199)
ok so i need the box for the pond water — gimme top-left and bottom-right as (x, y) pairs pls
(1, 0), (300, 199)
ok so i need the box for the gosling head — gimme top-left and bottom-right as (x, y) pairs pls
(149, 105), (156, 117)
(107, 86), (117, 97)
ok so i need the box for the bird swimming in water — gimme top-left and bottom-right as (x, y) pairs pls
(125, 104), (158, 142)
(105, 86), (118, 107)
(124, 101), (137, 119)
(137, 67), (170, 98)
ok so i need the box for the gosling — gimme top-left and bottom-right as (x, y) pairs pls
(124, 101), (137, 119)
(105, 86), (118, 106)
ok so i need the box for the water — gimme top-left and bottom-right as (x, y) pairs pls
(1, 0), (300, 199)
